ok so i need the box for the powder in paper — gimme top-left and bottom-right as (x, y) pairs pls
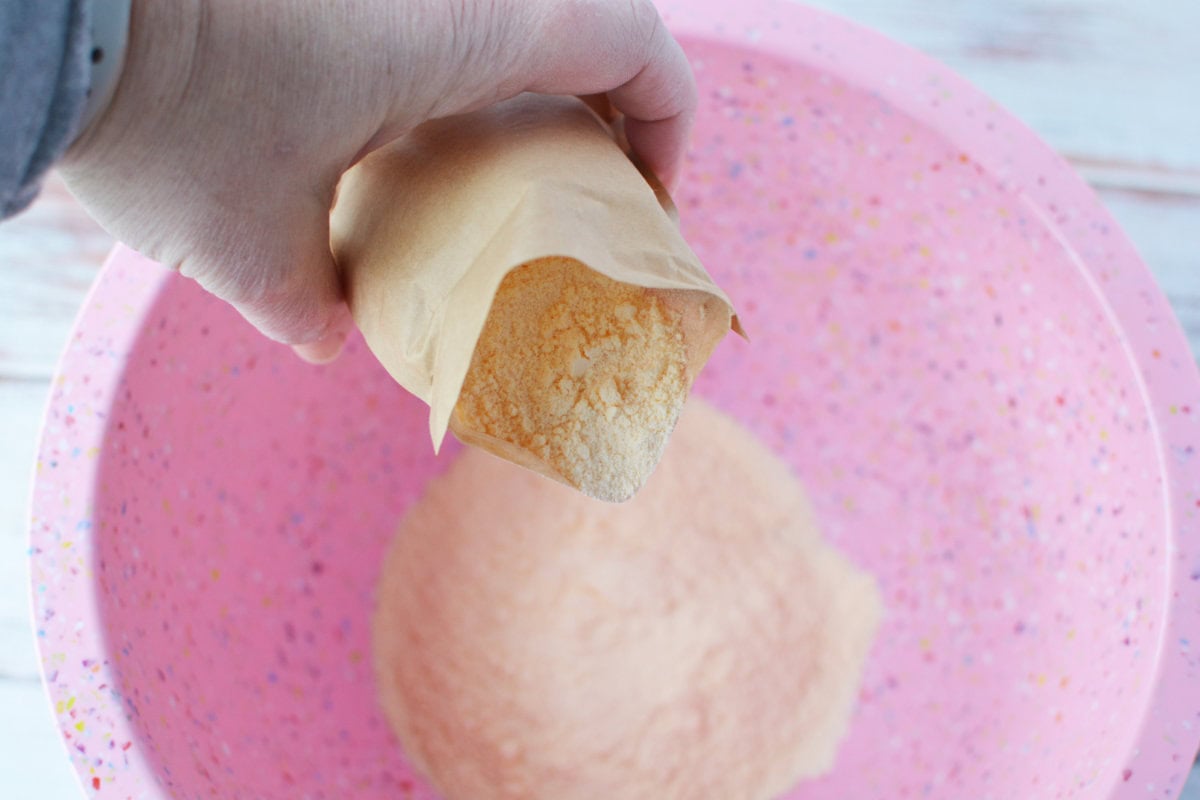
(452, 256), (689, 502)
(374, 398), (882, 800)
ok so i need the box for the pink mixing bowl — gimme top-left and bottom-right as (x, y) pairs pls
(29, 1), (1200, 798)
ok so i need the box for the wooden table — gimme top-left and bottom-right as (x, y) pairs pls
(1, 1), (1196, 797)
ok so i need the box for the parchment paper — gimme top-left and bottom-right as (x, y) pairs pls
(330, 93), (741, 450)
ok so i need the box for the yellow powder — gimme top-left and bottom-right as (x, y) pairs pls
(452, 257), (689, 502)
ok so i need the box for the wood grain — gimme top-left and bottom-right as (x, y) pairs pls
(0, 175), (113, 379)
(803, 0), (1200, 173)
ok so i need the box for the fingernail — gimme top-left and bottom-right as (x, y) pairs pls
(292, 326), (349, 365)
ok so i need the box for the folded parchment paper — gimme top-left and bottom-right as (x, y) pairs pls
(330, 93), (740, 453)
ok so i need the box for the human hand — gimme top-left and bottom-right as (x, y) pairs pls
(60, 0), (696, 362)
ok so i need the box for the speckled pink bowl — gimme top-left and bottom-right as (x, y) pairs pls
(30, 1), (1200, 798)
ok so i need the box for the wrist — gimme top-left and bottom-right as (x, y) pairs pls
(76, 0), (133, 141)
(65, 0), (206, 167)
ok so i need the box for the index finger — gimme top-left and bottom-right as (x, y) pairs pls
(520, 0), (697, 190)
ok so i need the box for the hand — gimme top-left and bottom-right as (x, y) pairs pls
(60, 0), (697, 362)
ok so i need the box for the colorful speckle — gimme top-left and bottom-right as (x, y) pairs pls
(27, 3), (1200, 800)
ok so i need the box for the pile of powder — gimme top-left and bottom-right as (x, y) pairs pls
(374, 399), (882, 800)
(452, 256), (690, 503)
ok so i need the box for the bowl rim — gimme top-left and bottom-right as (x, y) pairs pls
(28, 247), (170, 798)
(28, 1), (1200, 797)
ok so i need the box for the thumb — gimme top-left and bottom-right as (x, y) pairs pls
(182, 196), (353, 364)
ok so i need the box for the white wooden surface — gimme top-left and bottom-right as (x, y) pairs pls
(0, 1), (1197, 797)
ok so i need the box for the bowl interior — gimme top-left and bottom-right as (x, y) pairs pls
(82, 32), (1169, 800)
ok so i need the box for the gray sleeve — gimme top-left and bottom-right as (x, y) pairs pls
(0, 0), (92, 219)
